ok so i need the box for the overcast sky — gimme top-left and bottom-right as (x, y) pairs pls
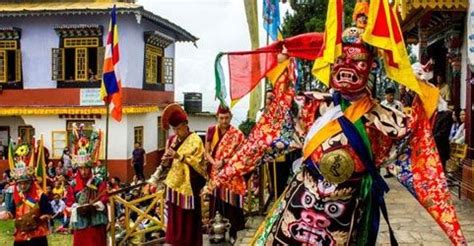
(137, 0), (291, 124)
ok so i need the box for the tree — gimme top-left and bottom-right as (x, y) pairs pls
(282, 0), (356, 37)
(238, 118), (256, 137)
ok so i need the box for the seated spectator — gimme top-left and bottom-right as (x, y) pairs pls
(452, 109), (465, 144)
(56, 161), (66, 177)
(449, 111), (460, 142)
(0, 193), (5, 213)
(52, 180), (65, 198)
(0, 169), (10, 191)
(50, 194), (66, 232)
(109, 176), (121, 191)
(45, 184), (54, 201)
(46, 161), (56, 184)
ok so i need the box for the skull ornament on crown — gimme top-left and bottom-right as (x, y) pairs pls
(330, 27), (374, 97)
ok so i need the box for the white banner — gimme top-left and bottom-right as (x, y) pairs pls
(80, 88), (105, 106)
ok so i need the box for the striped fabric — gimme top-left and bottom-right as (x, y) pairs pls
(100, 5), (122, 122)
(166, 187), (196, 210)
(213, 187), (244, 208)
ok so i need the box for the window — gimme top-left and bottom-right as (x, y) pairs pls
(52, 131), (67, 159)
(134, 126), (144, 147)
(145, 44), (164, 84)
(143, 31), (174, 90)
(0, 40), (21, 83)
(52, 37), (104, 84)
(157, 117), (167, 150)
(18, 125), (35, 145)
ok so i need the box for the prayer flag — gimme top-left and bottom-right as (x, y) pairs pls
(100, 5), (123, 121)
(311, 0), (344, 85)
(263, 0), (281, 41)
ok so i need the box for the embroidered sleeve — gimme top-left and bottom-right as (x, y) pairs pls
(178, 133), (206, 178)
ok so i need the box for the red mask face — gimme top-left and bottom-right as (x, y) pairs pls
(330, 43), (372, 96)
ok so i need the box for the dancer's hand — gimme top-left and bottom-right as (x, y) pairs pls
(39, 214), (51, 221)
(0, 211), (12, 220)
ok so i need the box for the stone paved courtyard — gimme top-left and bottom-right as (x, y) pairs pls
(224, 177), (474, 246)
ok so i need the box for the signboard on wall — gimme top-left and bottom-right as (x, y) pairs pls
(80, 89), (105, 106)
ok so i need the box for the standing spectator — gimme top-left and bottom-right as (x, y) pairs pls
(452, 109), (466, 144)
(399, 84), (414, 107)
(381, 87), (404, 112)
(433, 100), (453, 170)
(437, 75), (451, 104)
(35, 139), (50, 164)
(381, 87), (404, 177)
(131, 142), (146, 180)
(0, 141), (4, 160)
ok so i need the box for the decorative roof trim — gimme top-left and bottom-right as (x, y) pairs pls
(0, 27), (21, 40)
(54, 24), (103, 37)
(144, 31), (174, 48)
(0, 5), (198, 43)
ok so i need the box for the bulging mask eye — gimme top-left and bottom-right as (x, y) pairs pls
(324, 202), (345, 218)
(357, 61), (367, 70)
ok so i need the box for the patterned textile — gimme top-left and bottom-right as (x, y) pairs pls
(208, 125), (246, 206)
(253, 167), (361, 245)
(69, 177), (108, 230)
(392, 98), (466, 244)
(215, 69), (295, 193)
(252, 94), (407, 245)
(11, 185), (50, 242)
(164, 132), (206, 209)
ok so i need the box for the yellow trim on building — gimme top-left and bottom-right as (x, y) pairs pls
(396, 0), (468, 20)
(0, 2), (139, 12)
(0, 105), (159, 116)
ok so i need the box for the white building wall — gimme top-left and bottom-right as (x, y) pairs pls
(0, 13), (177, 89)
(0, 116), (27, 144)
(126, 111), (160, 158)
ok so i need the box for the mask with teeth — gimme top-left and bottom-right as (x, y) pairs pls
(331, 42), (373, 97)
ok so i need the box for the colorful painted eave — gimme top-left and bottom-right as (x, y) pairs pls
(396, 0), (468, 20)
(0, 2), (198, 43)
(0, 105), (159, 116)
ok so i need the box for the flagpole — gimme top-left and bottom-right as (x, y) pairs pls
(104, 101), (110, 180)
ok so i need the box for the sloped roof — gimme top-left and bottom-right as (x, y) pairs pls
(0, 2), (198, 43)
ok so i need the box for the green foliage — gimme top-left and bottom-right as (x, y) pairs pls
(282, 0), (357, 37)
(0, 220), (72, 246)
(238, 118), (256, 137)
